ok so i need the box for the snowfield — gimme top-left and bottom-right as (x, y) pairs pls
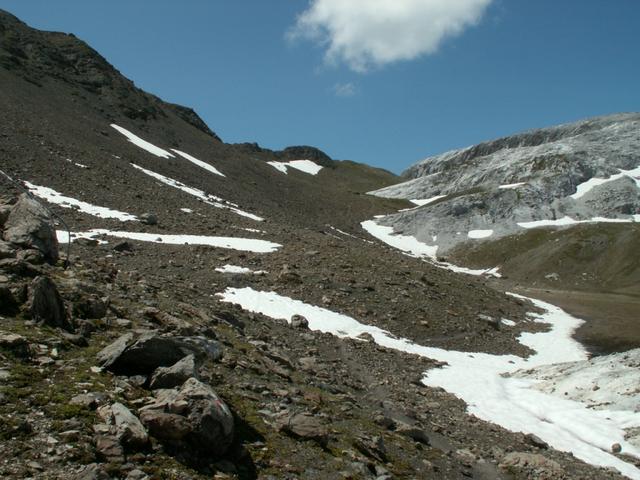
(110, 124), (174, 159)
(218, 287), (640, 479)
(56, 229), (281, 253)
(25, 182), (138, 222)
(267, 160), (323, 175)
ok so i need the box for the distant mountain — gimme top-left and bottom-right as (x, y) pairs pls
(370, 114), (640, 293)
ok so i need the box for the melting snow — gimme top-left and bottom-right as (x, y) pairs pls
(56, 229), (281, 253)
(267, 160), (323, 175)
(518, 216), (637, 229)
(131, 164), (263, 221)
(468, 229), (494, 239)
(25, 182), (138, 222)
(171, 149), (225, 177)
(498, 182), (526, 189)
(180, 208), (193, 213)
(571, 165), (640, 200)
(361, 220), (500, 277)
(110, 124), (174, 159)
(65, 159), (89, 169)
(409, 195), (447, 206)
(215, 264), (267, 275)
(217, 287), (640, 479)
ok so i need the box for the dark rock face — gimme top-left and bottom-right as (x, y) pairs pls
(28, 276), (71, 330)
(278, 146), (334, 168)
(3, 194), (58, 263)
(97, 332), (222, 375)
(139, 378), (234, 459)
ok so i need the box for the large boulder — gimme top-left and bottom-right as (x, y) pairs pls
(3, 194), (58, 263)
(97, 332), (223, 375)
(29, 276), (72, 331)
(139, 378), (234, 459)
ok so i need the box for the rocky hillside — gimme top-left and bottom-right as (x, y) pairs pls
(1, 9), (640, 480)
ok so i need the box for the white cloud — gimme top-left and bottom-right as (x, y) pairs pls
(290, 0), (494, 72)
(333, 82), (357, 97)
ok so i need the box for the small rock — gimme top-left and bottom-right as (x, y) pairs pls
(500, 452), (564, 476)
(71, 463), (111, 480)
(113, 241), (133, 252)
(612, 443), (622, 453)
(276, 412), (328, 446)
(140, 213), (158, 225)
(396, 423), (430, 445)
(97, 402), (149, 450)
(290, 314), (309, 329)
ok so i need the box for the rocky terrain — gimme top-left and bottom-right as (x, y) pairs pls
(1, 8), (639, 480)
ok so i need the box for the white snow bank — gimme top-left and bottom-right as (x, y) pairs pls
(217, 287), (640, 479)
(110, 124), (174, 159)
(215, 264), (267, 275)
(131, 164), (263, 221)
(361, 220), (500, 277)
(571, 165), (640, 200)
(171, 149), (225, 177)
(498, 182), (526, 189)
(468, 229), (494, 239)
(25, 182), (138, 222)
(56, 229), (281, 253)
(518, 215), (637, 229)
(267, 160), (323, 175)
(409, 195), (447, 206)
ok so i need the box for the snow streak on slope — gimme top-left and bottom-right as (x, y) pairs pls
(25, 182), (138, 221)
(57, 229), (280, 253)
(218, 287), (640, 479)
(131, 164), (263, 221)
(361, 220), (501, 277)
(409, 195), (447, 206)
(110, 124), (174, 159)
(171, 149), (225, 177)
(518, 215), (639, 228)
(571, 165), (640, 199)
(215, 264), (267, 275)
(267, 160), (323, 175)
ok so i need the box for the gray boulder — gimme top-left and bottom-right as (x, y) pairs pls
(276, 412), (328, 446)
(3, 194), (58, 263)
(96, 402), (149, 450)
(29, 276), (72, 331)
(149, 354), (198, 390)
(139, 377), (234, 458)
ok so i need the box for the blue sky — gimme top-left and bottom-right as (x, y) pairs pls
(1, 0), (639, 174)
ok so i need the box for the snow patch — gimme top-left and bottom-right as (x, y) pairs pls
(65, 159), (89, 169)
(267, 160), (323, 175)
(571, 165), (640, 200)
(56, 229), (280, 253)
(171, 149), (225, 177)
(25, 182), (138, 222)
(409, 195), (447, 206)
(131, 164), (263, 221)
(518, 216), (637, 229)
(110, 124), (174, 159)
(217, 287), (640, 479)
(361, 220), (500, 277)
(180, 208), (193, 213)
(468, 229), (493, 239)
(215, 264), (267, 275)
(498, 182), (526, 189)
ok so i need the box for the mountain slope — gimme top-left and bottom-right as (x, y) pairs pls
(1, 9), (639, 480)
